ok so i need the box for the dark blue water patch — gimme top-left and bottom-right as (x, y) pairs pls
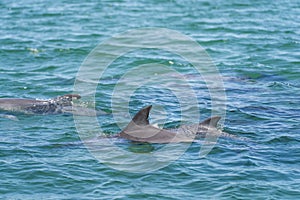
(266, 135), (300, 144)
(238, 105), (287, 119)
(234, 68), (288, 82)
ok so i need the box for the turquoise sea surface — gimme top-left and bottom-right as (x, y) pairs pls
(0, 0), (299, 199)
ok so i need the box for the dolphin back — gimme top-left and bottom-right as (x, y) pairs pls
(0, 94), (81, 115)
(120, 105), (195, 143)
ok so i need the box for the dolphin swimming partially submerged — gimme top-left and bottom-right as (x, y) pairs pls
(119, 105), (229, 143)
(0, 94), (80, 115)
(0, 94), (104, 117)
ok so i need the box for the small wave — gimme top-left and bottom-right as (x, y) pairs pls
(266, 135), (299, 144)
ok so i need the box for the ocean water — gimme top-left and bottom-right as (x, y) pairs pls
(0, 0), (300, 199)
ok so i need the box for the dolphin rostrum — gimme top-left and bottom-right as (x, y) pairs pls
(0, 94), (104, 116)
(119, 105), (226, 143)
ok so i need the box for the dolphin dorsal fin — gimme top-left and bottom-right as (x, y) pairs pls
(200, 116), (221, 127)
(131, 105), (152, 126)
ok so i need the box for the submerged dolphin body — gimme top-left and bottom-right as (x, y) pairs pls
(0, 94), (104, 117)
(0, 94), (80, 115)
(119, 105), (226, 143)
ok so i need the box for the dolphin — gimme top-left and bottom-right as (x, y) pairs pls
(119, 105), (227, 143)
(0, 94), (105, 117)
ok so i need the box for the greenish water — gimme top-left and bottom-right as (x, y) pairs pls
(1, 0), (299, 199)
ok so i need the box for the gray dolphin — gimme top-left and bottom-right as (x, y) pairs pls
(119, 105), (226, 143)
(0, 94), (105, 117)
